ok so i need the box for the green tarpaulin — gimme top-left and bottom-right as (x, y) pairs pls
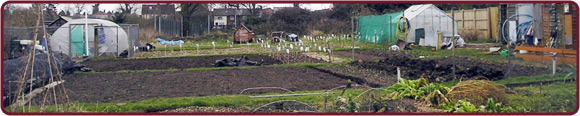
(357, 12), (403, 44)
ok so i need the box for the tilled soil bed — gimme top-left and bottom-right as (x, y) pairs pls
(318, 65), (397, 87)
(30, 67), (350, 105)
(84, 55), (281, 72)
(269, 53), (326, 63)
(334, 50), (390, 61)
(350, 51), (563, 82)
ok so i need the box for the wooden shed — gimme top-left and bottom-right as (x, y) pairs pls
(234, 24), (255, 43)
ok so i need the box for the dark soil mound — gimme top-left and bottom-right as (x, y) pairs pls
(350, 52), (560, 82)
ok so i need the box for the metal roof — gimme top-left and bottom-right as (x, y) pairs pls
(404, 4), (447, 20)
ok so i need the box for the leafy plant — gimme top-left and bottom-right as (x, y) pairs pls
(385, 78), (450, 105)
(439, 98), (527, 113)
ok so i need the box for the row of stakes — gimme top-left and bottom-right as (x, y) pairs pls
(180, 34), (351, 60)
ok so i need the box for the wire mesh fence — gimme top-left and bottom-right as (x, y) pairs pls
(153, 15), (209, 38)
(120, 24), (140, 57)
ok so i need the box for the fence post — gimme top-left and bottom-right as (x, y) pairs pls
(181, 16), (184, 37)
(117, 27), (119, 57)
(473, 8), (477, 39)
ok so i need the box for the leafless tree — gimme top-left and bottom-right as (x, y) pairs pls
(61, 5), (73, 16)
(240, 3), (263, 16)
(73, 4), (85, 15)
(119, 3), (137, 14)
(92, 3), (100, 14)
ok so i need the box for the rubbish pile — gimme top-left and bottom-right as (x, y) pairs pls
(214, 55), (261, 67)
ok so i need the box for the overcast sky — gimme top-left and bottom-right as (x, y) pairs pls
(9, 3), (333, 15)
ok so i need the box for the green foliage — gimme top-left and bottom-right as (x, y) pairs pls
(385, 78), (450, 104)
(493, 73), (570, 85)
(508, 83), (576, 112)
(439, 98), (525, 113)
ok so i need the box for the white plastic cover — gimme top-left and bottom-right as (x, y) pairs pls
(404, 4), (458, 46)
(49, 19), (128, 56)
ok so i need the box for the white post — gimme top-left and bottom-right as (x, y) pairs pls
(208, 12), (211, 34)
(234, 15), (237, 27)
(553, 57), (556, 75)
(397, 67), (401, 83)
(85, 13), (90, 56)
(196, 44), (199, 54)
(164, 45), (167, 56)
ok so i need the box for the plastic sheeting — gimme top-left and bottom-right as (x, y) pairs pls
(357, 12), (403, 44)
(156, 38), (183, 45)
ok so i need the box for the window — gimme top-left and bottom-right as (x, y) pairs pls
(217, 16), (222, 20)
(230, 16), (234, 20)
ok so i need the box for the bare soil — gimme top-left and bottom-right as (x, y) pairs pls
(30, 67), (351, 105)
(84, 55), (281, 72)
(334, 50), (389, 61)
(319, 65), (397, 87)
(350, 51), (564, 82)
(269, 53), (326, 63)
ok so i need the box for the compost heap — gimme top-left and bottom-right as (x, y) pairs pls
(2, 53), (91, 107)
(214, 55), (261, 67)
